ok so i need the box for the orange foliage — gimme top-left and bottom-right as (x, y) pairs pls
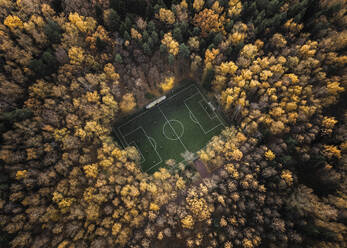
(193, 8), (225, 37)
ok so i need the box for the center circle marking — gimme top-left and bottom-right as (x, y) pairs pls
(163, 120), (184, 140)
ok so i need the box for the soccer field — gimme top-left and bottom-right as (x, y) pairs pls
(114, 84), (226, 174)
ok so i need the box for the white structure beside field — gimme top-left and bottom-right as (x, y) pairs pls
(146, 96), (167, 109)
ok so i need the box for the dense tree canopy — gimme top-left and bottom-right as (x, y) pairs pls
(0, 0), (346, 248)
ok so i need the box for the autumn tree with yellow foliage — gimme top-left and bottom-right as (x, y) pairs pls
(0, 0), (346, 248)
(160, 76), (175, 92)
(193, 8), (225, 37)
(4, 15), (24, 30)
(120, 93), (136, 113)
(157, 8), (175, 25)
(161, 32), (179, 56)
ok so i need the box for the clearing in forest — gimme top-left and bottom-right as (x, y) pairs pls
(114, 84), (226, 174)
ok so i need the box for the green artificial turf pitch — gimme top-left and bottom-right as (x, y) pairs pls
(114, 84), (226, 174)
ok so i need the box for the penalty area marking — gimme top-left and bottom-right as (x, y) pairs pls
(119, 126), (163, 172)
(116, 83), (225, 173)
(128, 141), (145, 163)
(184, 102), (222, 135)
(194, 85), (226, 128)
(148, 136), (157, 150)
(198, 99), (217, 119)
(189, 111), (199, 124)
(184, 90), (224, 134)
(141, 127), (163, 173)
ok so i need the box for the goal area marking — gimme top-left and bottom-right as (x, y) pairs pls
(116, 84), (225, 173)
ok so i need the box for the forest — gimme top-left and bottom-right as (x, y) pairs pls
(0, 0), (346, 247)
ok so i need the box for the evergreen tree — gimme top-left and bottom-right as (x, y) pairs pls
(96, 37), (107, 52)
(114, 54), (123, 63)
(110, 0), (126, 17)
(151, 31), (159, 45)
(203, 68), (215, 90)
(173, 27), (183, 43)
(143, 42), (151, 55)
(104, 9), (121, 32)
(160, 44), (167, 53)
(179, 43), (190, 58)
(44, 20), (62, 44)
(192, 27), (200, 36)
(143, 30), (149, 41)
(225, 20), (234, 33)
(213, 33), (223, 46)
(29, 50), (59, 77)
(147, 37), (154, 49)
(123, 31), (131, 41)
(168, 54), (175, 64)
(147, 21), (156, 32)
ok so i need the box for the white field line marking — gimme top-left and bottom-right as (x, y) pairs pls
(165, 138), (218, 172)
(183, 93), (203, 132)
(184, 92), (200, 103)
(171, 120), (185, 138)
(162, 120), (184, 140)
(162, 121), (179, 141)
(184, 93), (217, 120)
(148, 136), (157, 150)
(118, 83), (192, 173)
(119, 84), (195, 131)
(145, 163), (159, 173)
(198, 99), (217, 119)
(147, 126), (223, 173)
(145, 158), (165, 172)
(117, 126), (129, 149)
(123, 126), (142, 136)
(189, 111), (199, 124)
(119, 126), (163, 172)
(154, 85), (225, 171)
(117, 84), (225, 172)
(118, 116), (190, 172)
(186, 101), (223, 134)
(128, 141), (146, 163)
(184, 94), (222, 134)
(147, 129), (220, 174)
(118, 127), (148, 169)
(141, 127), (163, 173)
(194, 85), (226, 128)
(118, 85), (194, 172)
(158, 105), (189, 152)
(113, 126), (126, 147)
(146, 130), (214, 173)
